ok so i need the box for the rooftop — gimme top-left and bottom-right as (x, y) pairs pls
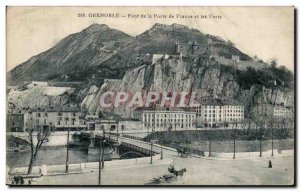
(200, 98), (242, 106)
(134, 107), (194, 112)
(32, 106), (80, 113)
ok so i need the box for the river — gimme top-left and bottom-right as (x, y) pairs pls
(7, 145), (146, 169)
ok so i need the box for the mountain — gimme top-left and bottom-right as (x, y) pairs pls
(8, 23), (251, 85)
(7, 23), (294, 117)
(7, 24), (136, 85)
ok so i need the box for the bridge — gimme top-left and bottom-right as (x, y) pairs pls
(86, 131), (178, 160)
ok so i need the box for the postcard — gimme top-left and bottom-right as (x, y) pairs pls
(6, 6), (295, 186)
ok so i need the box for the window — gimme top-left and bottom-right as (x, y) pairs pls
(44, 113), (48, 117)
(58, 112), (63, 116)
(72, 113), (76, 116)
(36, 113), (41, 117)
(72, 118), (76, 125)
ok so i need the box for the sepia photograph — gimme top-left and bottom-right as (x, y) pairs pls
(5, 6), (295, 186)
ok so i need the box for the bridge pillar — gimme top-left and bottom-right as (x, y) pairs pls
(88, 132), (99, 155)
(111, 143), (120, 160)
(88, 139), (99, 155)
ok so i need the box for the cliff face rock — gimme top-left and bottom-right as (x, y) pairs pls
(7, 87), (76, 112)
(81, 56), (243, 116)
(7, 57), (293, 118)
(80, 55), (293, 118)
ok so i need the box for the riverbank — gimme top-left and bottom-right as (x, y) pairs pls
(145, 128), (294, 144)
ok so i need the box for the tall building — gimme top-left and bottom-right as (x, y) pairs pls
(133, 107), (196, 131)
(196, 99), (244, 128)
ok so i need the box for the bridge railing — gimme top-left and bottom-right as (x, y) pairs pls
(122, 134), (145, 142)
(121, 142), (157, 156)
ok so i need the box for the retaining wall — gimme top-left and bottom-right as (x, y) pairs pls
(204, 149), (293, 159)
(9, 154), (161, 176)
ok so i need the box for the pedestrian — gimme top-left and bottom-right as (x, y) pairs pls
(268, 160), (272, 168)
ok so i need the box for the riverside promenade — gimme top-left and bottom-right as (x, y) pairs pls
(11, 134), (294, 185)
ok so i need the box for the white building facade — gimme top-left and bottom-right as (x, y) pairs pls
(133, 107), (196, 131)
(24, 107), (86, 132)
(195, 99), (244, 128)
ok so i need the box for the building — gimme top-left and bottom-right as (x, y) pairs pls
(251, 103), (293, 120)
(133, 107), (196, 131)
(175, 41), (211, 57)
(118, 118), (143, 131)
(175, 42), (189, 56)
(84, 112), (121, 131)
(152, 54), (169, 64)
(192, 43), (210, 55)
(26, 81), (48, 89)
(273, 105), (293, 118)
(24, 107), (86, 132)
(103, 79), (122, 84)
(197, 99), (244, 128)
(7, 113), (24, 132)
(84, 112), (143, 132)
(232, 55), (240, 62)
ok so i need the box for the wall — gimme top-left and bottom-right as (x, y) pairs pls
(204, 149), (294, 159)
(9, 153), (162, 175)
(8, 131), (76, 146)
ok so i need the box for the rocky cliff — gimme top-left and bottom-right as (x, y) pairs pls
(80, 55), (294, 117)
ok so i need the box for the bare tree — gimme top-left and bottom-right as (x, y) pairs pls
(26, 118), (50, 174)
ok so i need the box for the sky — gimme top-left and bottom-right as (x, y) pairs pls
(6, 6), (294, 72)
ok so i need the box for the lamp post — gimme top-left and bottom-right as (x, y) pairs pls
(117, 123), (119, 141)
(98, 139), (102, 185)
(65, 129), (70, 173)
(259, 122), (262, 157)
(160, 142), (163, 160)
(150, 141), (153, 164)
(271, 120), (274, 156)
(233, 121), (236, 159)
(102, 130), (105, 169)
(209, 140), (211, 157)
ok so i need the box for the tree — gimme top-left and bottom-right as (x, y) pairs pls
(80, 103), (89, 119)
(270, 58), (278, 68)
(26, 118), (50, 174)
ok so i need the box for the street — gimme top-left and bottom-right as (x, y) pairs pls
(35, 152), (294, 185)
